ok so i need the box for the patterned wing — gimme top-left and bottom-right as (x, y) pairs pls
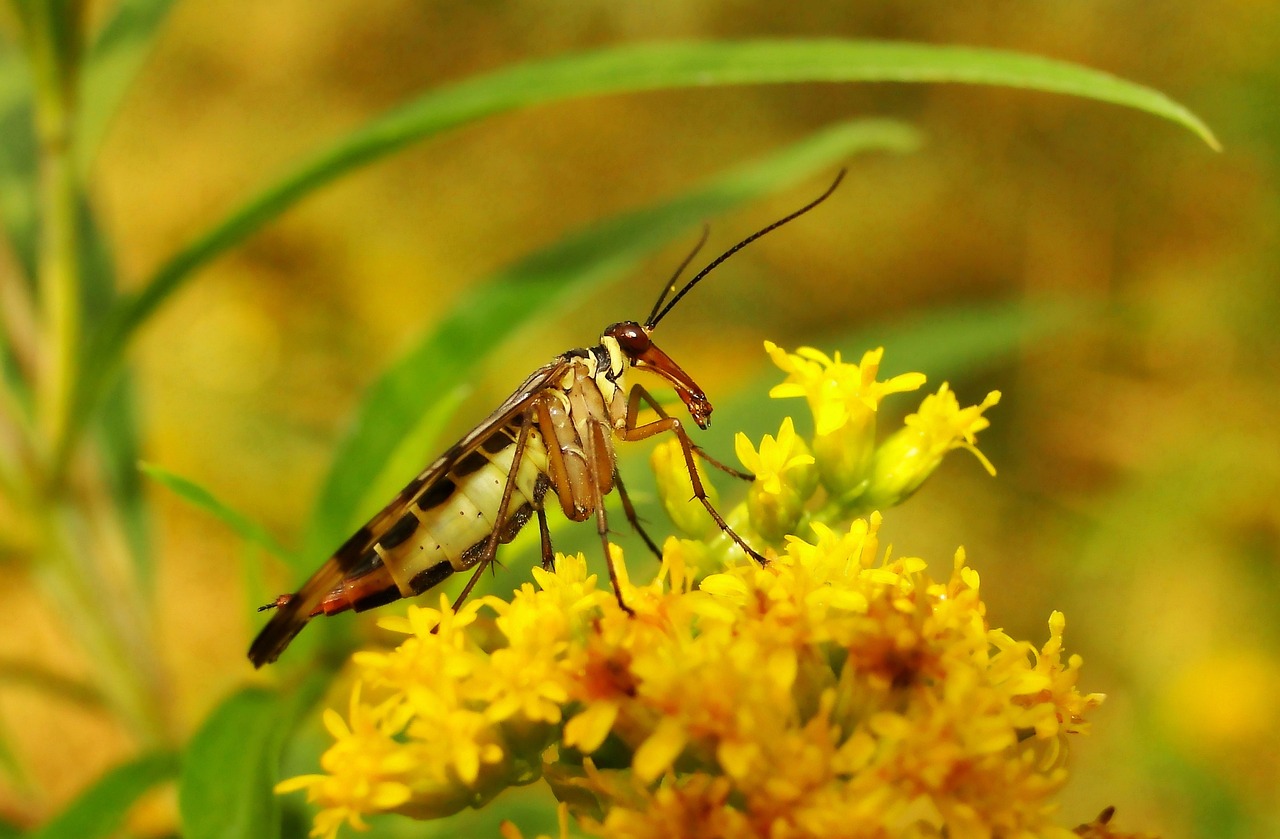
(248, 358), (569, 667)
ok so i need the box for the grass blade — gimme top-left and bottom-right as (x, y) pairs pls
(28, 752), (177, 839)
(95, 38), (1216, 393)
(77, 0), (181, 170)
(302, 119), (919, 561)
(0, 40), (36, 284)
(141, 462), (293, 560)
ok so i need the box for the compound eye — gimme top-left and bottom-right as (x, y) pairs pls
(607, 321), (651, 355)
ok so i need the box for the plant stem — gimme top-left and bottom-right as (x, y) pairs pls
(25, 0), (85, 485)
(33, 500), (170, 746)
(11, 0), (171, 749)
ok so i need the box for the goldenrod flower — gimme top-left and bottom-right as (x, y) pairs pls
(651, 438), (719, 538)
(734, 417), (818, 540)
(863, 383), (1001, 509)
(278, 344), (1118, 838)
(765, 341), (926, 497)
(284, 533), (1103, 838)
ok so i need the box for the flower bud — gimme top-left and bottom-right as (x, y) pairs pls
(651, 438), (718, 538)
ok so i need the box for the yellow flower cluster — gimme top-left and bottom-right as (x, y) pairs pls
(282, 522), (1102, 839)
(278, 343), (1106, 838)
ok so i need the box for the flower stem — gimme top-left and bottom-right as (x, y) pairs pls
(23, 0), (85, 485)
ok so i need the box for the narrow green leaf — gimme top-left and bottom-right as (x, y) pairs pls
(141, 462), (293, 560)
(302, 119), (919, 561)
(355, 382), (471, 529)
(179, 688), (280, 839)
(0, 656), (107, 710)
(0, 712), (33, 796)
(77, 0), (180, 169)
(841, 297), (1095, 382)
(93, 38), (1215, 396)
(180, 680), (327, 839)
(0, 40), (36, 283)
(28, 752), (177, 839)
(94, 375), (153, 589)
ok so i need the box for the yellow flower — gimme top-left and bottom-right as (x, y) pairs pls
(650, 438), (719, 538)
(862, 383), (1001, 509)
(766, 341), (926, 496)
(277, 344), (1128, 839)
(281, 523), (1106, 838)
(272, 686), (419, 838)
(734, 417), (818, 540)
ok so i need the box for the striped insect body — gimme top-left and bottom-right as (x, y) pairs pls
(249, 172), (845, 667)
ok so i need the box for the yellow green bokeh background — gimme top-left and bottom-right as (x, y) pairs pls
(2, 2), (1277, 837)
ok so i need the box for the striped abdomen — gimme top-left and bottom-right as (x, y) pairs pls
(318, 421), (549, 615)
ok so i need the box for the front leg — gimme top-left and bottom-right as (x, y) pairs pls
(621, 385), (768, 568)
(626, 385), (755, 481)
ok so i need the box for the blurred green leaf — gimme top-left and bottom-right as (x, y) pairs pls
(0, 39), (36, 284)
(0, 713), (32, 797)
(0, 656), (107, 710)
(355, 382), (472, 531)
(141, 462), (293, 560)
(302, 118), (919, 562)
(27, 751), (177, 839)
(77, 0), (180, 170)
(89, 37), (1215, 425)
(95, 375), (152, 588)
(693, 297), (1092, 456)
(0, 820), (18, 839)
(843, 297), (1094, 381)
(179, 682), (324, 839)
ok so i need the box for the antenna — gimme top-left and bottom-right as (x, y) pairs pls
(645, 169), (847, 329)
(647, 224), (711, 327)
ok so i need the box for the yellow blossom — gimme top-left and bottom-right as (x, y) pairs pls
(651, 438), (719, 538)
(862, 383), (1001, 509)
(282, 529), (1105, 838)
(276, 344), (1125, 839)
(766, 341), (926, 495)
(734, 417), (818, 540)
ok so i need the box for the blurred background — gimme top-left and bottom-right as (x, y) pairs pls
(1, 1), (1277, 837)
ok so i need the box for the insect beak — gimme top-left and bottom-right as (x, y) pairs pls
(633, 341), (714, 429)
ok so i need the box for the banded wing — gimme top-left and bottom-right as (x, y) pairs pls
(248, 358), (570, 667)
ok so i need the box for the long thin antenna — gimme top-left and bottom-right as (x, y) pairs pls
(647, 223), (710, 328)
(645, 169), (847, 329)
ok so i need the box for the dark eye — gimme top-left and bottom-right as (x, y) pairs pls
(606, 321), (651, 355)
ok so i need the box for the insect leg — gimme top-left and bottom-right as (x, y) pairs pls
(588, 422), (635, 615)
(625, 385), (754, 481)
(621, 386), (768, 567)
(612, 466), (662, 559)
(450, 411), (536, 612)
(535, 503), (554, 570)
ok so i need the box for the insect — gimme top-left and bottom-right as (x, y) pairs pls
(248, 171), (845, 667)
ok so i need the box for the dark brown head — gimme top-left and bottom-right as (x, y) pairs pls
(601, 172), (847, 433)
(602, 321), (712, 429)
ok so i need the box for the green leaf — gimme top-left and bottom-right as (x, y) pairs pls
(89, 38), (1216, 411)
(28, 752), (177, 839)
(0, 39), (37, 284)
(302, 118), (919, 561)
(95, 374), (153, 588)
(77, 0), (180, 169)
(141, 462), (293, 560)
(179, 682), (324, 839)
